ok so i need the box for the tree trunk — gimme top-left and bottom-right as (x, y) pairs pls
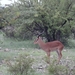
(52, 30), (56, 41)
(44, 26), (52, 42)
(56, 30), (61, 41)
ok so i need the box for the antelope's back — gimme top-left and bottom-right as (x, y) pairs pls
(46, 40), (64, 48)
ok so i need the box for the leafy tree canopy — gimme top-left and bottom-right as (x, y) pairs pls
(0, 0), (75, 42)
(29, 0), (75, 42)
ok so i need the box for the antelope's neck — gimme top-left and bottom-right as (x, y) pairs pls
(38, 40), (45, 48)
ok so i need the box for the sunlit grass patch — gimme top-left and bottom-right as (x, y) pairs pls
(0, 38), (35, 49)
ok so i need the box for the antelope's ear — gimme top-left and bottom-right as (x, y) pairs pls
(38, 36), (42, 39)
(37, 35), (40, 38)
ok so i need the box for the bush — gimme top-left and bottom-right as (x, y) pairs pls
(48, 60), (75, 75)
(48, 63), (66, 75)
(66, 39), (75, 48)
(7, 53), (34, 75)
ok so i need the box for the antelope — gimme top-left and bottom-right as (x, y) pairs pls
(34, 36), (64, 63)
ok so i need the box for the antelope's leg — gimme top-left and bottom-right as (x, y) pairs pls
(56, 50), (62, 63)
(46, 51), (50, 64)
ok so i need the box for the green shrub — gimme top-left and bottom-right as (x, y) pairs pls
(48, 64), (66, 75)
(7, 53), (34, 75)
(66, 39), (75, 48)
(48, 60), (75, 75)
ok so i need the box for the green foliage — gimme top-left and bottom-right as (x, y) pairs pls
(0, 0), (37, 39)
(48, 60), (75, 75)
(7, 53), (34, 75)
(66, 39), (75, 48)
(31, 0), (75, 43)
(1, 0), (75, 42)
(48, 61), (66, 75)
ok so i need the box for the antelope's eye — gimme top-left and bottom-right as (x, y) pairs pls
(35, 38), (38, 42)
(35, 39), (38, 42)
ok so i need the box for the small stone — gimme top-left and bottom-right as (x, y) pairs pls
(4, 48), (10, 52)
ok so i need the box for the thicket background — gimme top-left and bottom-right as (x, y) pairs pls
(0, 0), (75, 45)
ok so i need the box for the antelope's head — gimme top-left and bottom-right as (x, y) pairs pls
(34, 36), (42, 44)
